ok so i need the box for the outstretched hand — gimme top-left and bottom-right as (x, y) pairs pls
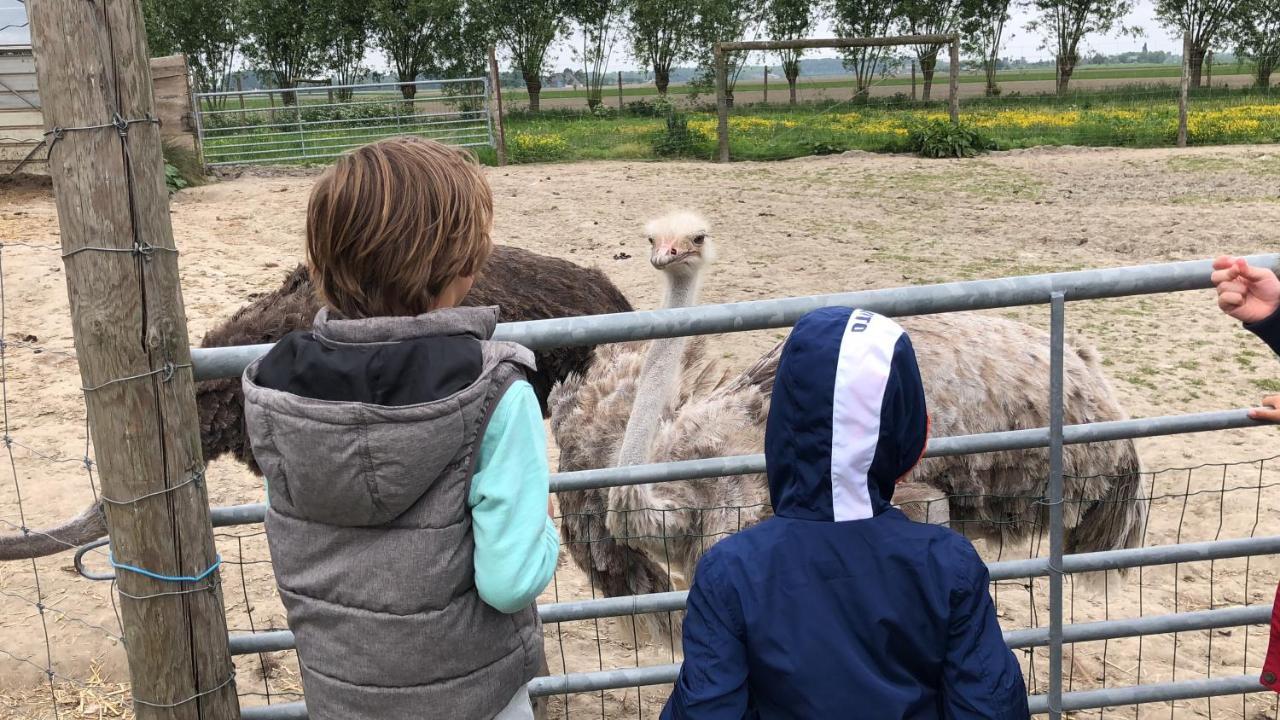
(1212, 256), (1280, 324)
(1250, 395), (1280, 423)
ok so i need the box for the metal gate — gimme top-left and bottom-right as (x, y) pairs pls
(192, 76), (494, 166)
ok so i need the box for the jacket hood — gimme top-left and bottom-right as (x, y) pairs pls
(764, 307), (928, 522)
(242, 306), (533, 527)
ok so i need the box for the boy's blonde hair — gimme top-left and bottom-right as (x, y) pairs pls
(306, 136), (493, 318)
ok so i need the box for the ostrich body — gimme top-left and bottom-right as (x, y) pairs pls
(551, 214), (1144, 649)
(0, 245), (633, 562)
(199, 244), (635, 474)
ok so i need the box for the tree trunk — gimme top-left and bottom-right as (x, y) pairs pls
(525, 72), (542, 112)
(1188, 45), (1207, 88)
(984, 57), (999, 96)
(1056, 53), (1077, 96)
(399, 81), (418, 100)
(587, 87), (601, 109)
(654, 65), (670, 95)
(1258, 59), (1276, 89)
(726, 91), (734, 108)
(920, 54), (937, 102)
(280, 79), (298, 106)
(784, 61), (799, 105)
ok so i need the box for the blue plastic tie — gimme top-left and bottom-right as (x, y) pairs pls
(108, 553), (222, 583)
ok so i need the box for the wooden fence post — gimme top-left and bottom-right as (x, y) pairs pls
(488, 46), (507, 166)
(715, 45), (729, 163)
(1178, 33), (1190, 147)
(948, 36), (960, 124)
(763, 64), (768, 104)
(617, 71), (624, 111)
(912, 60), (917, 102)
(26, 1), (240, 719)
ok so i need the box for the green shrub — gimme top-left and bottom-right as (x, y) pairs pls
(906, 120), (993, 158)
(162, 142), (204, 193)
(652, 111), (696, 157)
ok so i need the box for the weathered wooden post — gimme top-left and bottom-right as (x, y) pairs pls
(763, 64), (768, 104)
(1179, 33), (1190, 147)
(948, 35), (960, 124)
(26, 1), (240, 719)
(911, 60), (917, 102)
(715, 44), (729, 163)
(488, 46), (508, 166)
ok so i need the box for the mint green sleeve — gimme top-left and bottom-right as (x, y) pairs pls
(469, 380), (560, 614)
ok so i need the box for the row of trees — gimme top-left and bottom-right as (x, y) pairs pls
(143, 0), (1280, 114)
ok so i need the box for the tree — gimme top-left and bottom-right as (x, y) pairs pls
(1156, 0), (1235, 87)
(831, 0), (901, 101)
(764, 0), (816, 104)
(898, 0), (962, 101)
(692, 0), (763, 107)
(1028, 0), (1135, 95)
(1229, 0), (1280, 88)
(960, 0), (1012, 95)
(326, 0), (369, 99)
(627, 0), (701, 95)
(370, 0), (463, 100)
(569, 0), (622, 109)
(141, 0), (242, 107)
(482, 0), (568, 111)
(241, 0), (333, 104)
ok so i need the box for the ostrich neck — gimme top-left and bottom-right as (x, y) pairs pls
(615, 271), (702, 468)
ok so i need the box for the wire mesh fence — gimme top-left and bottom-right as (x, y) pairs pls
(194, 455), (1280, 719)
(193, 77), (495, 167)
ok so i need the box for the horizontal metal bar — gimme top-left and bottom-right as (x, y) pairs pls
(205, 139), (492, 167)
(202, 116), (489, 148)
(1004, 603), (1272, 649)
(202, 105), (486, 135)
(190, 254), (1280, 381)
(1028, 674), (1266, 714)
(198, 94), (488, 118)
(195, 76), (485, 99)
(205, 128), (491, 158)
(205, 136), (493, 166)
(238, 671), (1268, 718)
(988, 535), (1280, 581)
(717, 33), (957, 52)
(225, 537), (1280, 660)
(209, 408), (1272, 528)
(548, 408), (1266, 493)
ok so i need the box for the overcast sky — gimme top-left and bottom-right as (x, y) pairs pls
(0, 0), (1184, 70)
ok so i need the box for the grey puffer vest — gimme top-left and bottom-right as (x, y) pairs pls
(242, 306), (543, 720)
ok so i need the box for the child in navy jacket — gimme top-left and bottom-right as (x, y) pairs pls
(662, 307), (1029, 720)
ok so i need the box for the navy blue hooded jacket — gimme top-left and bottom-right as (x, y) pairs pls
(662, 307), (1029, 720)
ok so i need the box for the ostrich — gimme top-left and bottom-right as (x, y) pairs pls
(550, 211), (1144, 648)
(0, 244), (635, 562)
(198, 244), (635, 474)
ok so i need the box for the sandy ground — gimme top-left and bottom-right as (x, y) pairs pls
(513, 72), (1271, 111)
(2, 145), (1280, 719)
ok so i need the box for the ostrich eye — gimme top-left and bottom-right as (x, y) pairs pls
(691, 234), (706, 245)
(647, 237), (654, 244)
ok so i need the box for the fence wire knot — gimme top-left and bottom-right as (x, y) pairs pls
(43, 114), (159, 155)
(101, 465), (206, 506)
(81, 361), (192, 393)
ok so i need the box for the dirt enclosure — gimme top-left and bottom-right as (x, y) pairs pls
(2, 145), (1280, 718)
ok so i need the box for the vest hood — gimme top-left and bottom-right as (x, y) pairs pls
(764, 307), (928, 522)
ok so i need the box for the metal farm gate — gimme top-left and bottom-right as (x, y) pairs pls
(179, 254), (1280, 719)
(192, 76), (495, 166)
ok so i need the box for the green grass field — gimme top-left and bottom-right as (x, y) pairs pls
(198, 84), (1280, 167)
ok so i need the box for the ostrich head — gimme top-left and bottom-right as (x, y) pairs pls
(645, 210), (714, 277)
